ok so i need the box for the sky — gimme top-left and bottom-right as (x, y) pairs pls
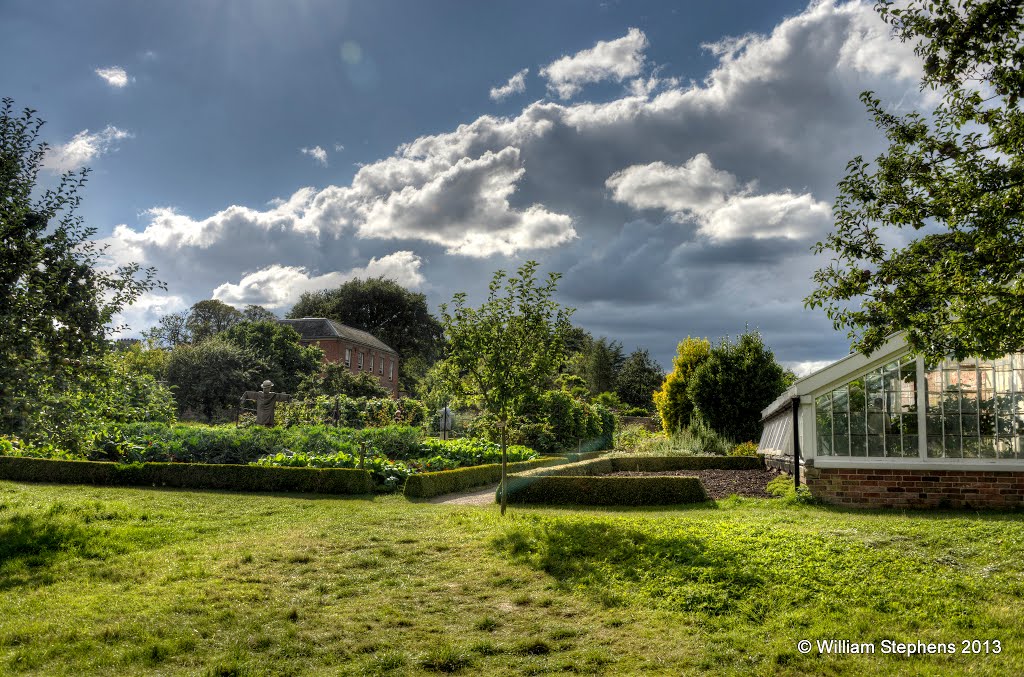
(2, 0), (932, 376)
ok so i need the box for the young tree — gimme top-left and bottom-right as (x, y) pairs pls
(439, 261), (573, 514)
(288, 277), (444, 390)
(615, 348), (664, 411)
(806, 0), (1024, 362)
(653, 337), (711, 433)
(1, 99), (161, 437)
(142, 310), (191, 348)
(687, 331), (790, 443)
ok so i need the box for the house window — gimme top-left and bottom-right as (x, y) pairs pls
(389, 360), (394, 381)
(923, 354), (1024, 459)
(370, 355), (374, 372)
(815, 355), (919, 458)
(358, 352), (364, 370)
(379, 357), (384, 375)
(344, 348), (351, 368)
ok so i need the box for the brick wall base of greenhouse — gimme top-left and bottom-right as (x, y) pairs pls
(804, 464), (1024, 509)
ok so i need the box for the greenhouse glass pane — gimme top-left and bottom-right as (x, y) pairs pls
(885, 414), (901, 436)
(815, 393), (831, 414)
(927, 436), (945, 458)
(979, 437), (997, 458)
(833, 435), (850, 456)
(943, 414), (961, 435)
(902, 434), (919, 457)
(849, 380), (866, 414)
(832, 387), (849, 413)
(996, 413), (1014, 435)
(851, 410), (866, 434)
(996, 370), (1013, 395)
(958, 357), (979, 369)
(943, 368), (961, 390)
(962, 414), (978, 435)
(979, 410), (996, 436)
(902, 413), (918, 434)
(867, 434), (885, 457)
(994, 438), (1012, 459)
(945, 435), (963, 458)
(851, 435), (867, 457)
(962, 436), (979, 458)
(818, 435), (832, 456)
(834, 412), (850, 435)
(926, 412), (943, 436)
(867, 412), (885, 435)
(1015, 369), (1024, 393)
(866, 372), (884, 411)
(925, 366), (942, 393)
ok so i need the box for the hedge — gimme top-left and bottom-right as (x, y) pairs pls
(403, 457), (568, 499)
(498, 476), (708, 506)
(0, 457), (374, 495)
(607, 455), (764, 472)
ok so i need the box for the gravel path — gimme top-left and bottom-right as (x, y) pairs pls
(427, 468), (785, 505)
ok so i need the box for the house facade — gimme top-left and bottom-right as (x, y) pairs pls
(759, 333), (1024, 508)
(278, 318), (400, 398)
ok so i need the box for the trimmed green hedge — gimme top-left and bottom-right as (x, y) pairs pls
(499, 476), (708, 506)
(0, 457), (373, 495)
(607, 455), (764, 472)
(403, 457), (569, 499)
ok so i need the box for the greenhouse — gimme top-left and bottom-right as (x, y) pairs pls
(759, 333), (1024, 508)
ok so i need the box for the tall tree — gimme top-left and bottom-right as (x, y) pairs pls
(439, 261), (573, 514)
(242, 304), (277, 323)
(615, 348), (664, 411)
(1, 99), (161, 436)
(687, 331), (790, 443)
(585, 337), (625, 395)
(806, 0), (1024, 362)
(165, 339), (256, 421)
(142, 310), (191, 348)
(288, 277), (444, 389)
(185, 299), (243, 343)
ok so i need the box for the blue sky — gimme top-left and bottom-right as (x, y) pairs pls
(2, 0), (929, 374)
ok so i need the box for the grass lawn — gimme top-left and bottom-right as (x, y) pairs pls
(1, 481), (1022, 676)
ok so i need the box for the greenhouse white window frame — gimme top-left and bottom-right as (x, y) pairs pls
(759, 333), (1024, 472)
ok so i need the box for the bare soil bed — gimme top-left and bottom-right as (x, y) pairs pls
(607, 468), (785, 499)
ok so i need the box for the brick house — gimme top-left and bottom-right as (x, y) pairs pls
(759, 332), (1024, 509)
(278, 318), (400, 398)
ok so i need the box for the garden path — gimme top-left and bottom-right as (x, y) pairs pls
(426, 484), (498, 506)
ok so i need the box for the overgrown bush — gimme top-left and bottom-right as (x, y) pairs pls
(729, 441), (760, 457)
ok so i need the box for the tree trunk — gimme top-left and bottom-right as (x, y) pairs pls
(500, 423), (508, 516)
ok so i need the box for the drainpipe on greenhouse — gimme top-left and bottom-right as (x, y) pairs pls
(791, 397), (801, 490)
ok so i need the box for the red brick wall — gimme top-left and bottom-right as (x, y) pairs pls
(806, 466), (1024, 509)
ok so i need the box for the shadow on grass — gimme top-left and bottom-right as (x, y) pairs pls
(493, 518), (761, 614)
(0, 512), (115, 590)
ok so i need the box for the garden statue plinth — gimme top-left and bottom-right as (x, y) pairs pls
(241, 380), (292, 426)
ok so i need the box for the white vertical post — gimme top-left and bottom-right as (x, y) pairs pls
(917, 356), (928, 459)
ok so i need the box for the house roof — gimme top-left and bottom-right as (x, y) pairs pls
(278, 318), (396, 354)
(761, 332), (911, 421)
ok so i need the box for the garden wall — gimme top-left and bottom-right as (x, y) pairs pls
(805, 463), (1024, 509)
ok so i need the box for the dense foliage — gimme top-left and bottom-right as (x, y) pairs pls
(275, 395), (429, 429)
(806, 0), (1024, 361)
(295, 361), (391, 399)
(164, 338), (255, 421)
(615, 348), (665, 411)
(1, 99), (161, 443)
(217, 321), (323, 394)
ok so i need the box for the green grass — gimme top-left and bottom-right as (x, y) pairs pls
(0, 481), (1022, 675)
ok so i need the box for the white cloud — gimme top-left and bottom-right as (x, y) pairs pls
(607, 155), (829, 242)
(785, 360), (838, 378)
(300, 145), (328, 167)
(212, 252), (425, 309)
(490, 68), (529, 101)
(43, 126), (133, 172)
(95, 66), (131, 88)
(540, 27), (648, 99)
(108, 292), (188, 337)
